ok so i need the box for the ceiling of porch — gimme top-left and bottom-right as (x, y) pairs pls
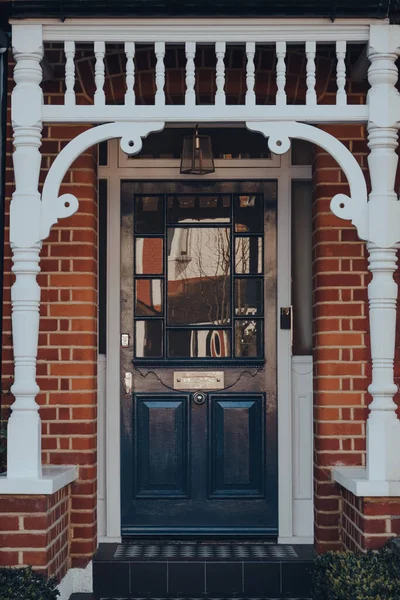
(0, 0), (397, 20)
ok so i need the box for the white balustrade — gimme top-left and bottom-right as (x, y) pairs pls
(305, 41), (316, 106)
(64, 41), (76, 106)
(125, 42), (135, 106)
(185, 41), (196, 106)
(215, 41), (226, 106)
(246, 42), (256, 106)
(94, 40), (106, 106)
(276, 41), (287, 106)
(155, 41), (166, 106)
(336, 40), (347, 106)
(47, 29), (369, 120)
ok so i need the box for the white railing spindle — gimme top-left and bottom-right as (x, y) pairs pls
(215, 41), (226, 106)
(64, 41), (76, 106)
(94, 41), (106, 106)
(276, 41), (286, 106)
(125, 42), (135, 106)
(336, 40), (347, 106)
(185, 41), (196, 106)
(246, 42), (256, 106)
(155, 41), (166, 106)
(305, 41), (317, 106)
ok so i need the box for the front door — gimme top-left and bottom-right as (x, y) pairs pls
(120, 180), (277, 536)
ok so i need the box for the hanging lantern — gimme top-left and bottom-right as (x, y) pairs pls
(180, 125), (215, 175)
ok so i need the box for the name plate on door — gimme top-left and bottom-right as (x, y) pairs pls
(173, 371), (224, 390)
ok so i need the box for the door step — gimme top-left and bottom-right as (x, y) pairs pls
(92, 541), (314, 599)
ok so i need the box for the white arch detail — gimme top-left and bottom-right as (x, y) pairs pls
(40, 121), (165, 241)
(247, 121), (368, 237)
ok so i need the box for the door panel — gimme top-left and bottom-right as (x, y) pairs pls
(135, 394), (190, 498)
(121, 180), (277, 537)
(209, 394), (264, 498)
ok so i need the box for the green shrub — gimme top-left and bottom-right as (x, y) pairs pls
(312, 545), (400, 600)
(0, 566), (60, 600)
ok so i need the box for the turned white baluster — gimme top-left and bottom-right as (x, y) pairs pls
(155, 41), (165, 106)
(94, 40), (105, 106)
(215, 41), (226, 106)
(305, 41), (316, 106)
(245, 42), (256, 106)
(336, 40), (347, 106)
(64, 41), (75, 106)
(185, 41), (196, 106)
(276, 41), (286, 106)
(125, 42), (135, 106)
(9, 24), (44, 479)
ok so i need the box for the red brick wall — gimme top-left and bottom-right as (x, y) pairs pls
(0, 487), (71, 580)
(341, 488), (400, 551)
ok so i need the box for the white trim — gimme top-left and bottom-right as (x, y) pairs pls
(97, 354), (107, 539)
(10, 17), (380, 42)
(0, 466), (77, 495)
(98, 137), (313, 543)
(334, 467), (400, 497)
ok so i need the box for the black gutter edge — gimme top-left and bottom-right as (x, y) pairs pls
(0, 28), (9, 428)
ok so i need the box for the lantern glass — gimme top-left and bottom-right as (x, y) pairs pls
(180, 127), (215, 175)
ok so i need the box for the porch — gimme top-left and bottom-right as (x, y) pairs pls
(0, 12), (400, 599)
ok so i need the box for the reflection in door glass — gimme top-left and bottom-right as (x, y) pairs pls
(235, 279), (263, 316)
(234, 194), (263, 233)
(167, 194), (230, 223)
(135, 279), (163, 316)
(135, 195), (163, 233)
(135, 238), (163, 274)
(235, 237), (262, 274)
(168, 329), (231, 358)
(167, 227), (231, 325)
(135, 320), (163, 357)
(235, 320), (263, 358)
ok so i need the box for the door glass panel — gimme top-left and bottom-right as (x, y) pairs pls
(135, 320), (163, 357)
(235, 237), (262, 274)
(234, 194), (263, 233)
(135, 238), (163, 274)
(167, 194), (230, 223)
(168, 329), (231, 358)
(135, 279), (163, 316)
(135, 195), (163, 233)
(167, 227), (231, 325)
(234, 320), (263, 358)
(235, 279), (263, 316)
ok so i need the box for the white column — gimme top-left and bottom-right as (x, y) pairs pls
(365, 26), (400, 482)
(8, 25), (44, 479)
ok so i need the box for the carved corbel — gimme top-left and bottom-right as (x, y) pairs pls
(30, 121), (164, 245)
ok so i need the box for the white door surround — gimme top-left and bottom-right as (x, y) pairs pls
(97, 136), (314, 543)
(4, 20), (400, 544)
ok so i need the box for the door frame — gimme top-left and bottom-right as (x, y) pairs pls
(97, 135), (312, 543)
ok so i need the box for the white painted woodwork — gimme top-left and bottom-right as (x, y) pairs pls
(305, 41), (316, 106)
(64, 41), (76, 106)
(97, 354), (107, 538)
(185, 41), (196, 106)
(94, 40), (106, 106)
(336, 40), (347, 106)
(276, 41), (286, 106)
(215, 41), (226, 106)
(124, 42), (135, 106)
(292, 356), (313, 539)
(155, 41), (165, 106)
(245, 42), (256, 106)
(35, 18), (374, 43)
(99, 139), (312, 541)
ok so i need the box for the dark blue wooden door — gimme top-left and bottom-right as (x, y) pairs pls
(120, 181), (277, 536)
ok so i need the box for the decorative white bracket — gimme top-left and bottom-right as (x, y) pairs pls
(12, 121), (165, 247)
(247, 120), (368, 230)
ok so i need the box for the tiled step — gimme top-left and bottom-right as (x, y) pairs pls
(91, 541), (314, 599)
